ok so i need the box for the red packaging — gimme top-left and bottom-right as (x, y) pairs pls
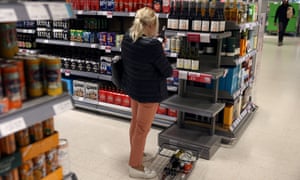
(168, 108), (177, 117)
(128, 0), (133, 12)
(99, 89), (107, 102)
(157, 105), (167, 115)
(121, 94), (131, 107)
(106, 91), (115, 104)
(114, 92), (122, 105)
(138, 0), (143, 9)
(124, 0), (129, 12)
(133, 0), (138, 11)
(162, 0), (170, 13)
(119, 0), (124, 11)
(147, 0), (153, 7)
(115, 0), (120, 11)
(153, 0), (161, 12)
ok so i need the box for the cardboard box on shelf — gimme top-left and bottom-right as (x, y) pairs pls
(20, 132), (59, 162)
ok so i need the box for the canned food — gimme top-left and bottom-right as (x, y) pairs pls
(33, 154), (46, 179)
(2, 168), (19, 180)
(15, 128), (30, 147)
(1, 64), (22, 109)
(24, 56), (43, 97)
(29, 123), (44, 142)
(19, 159), (34, 180)
(42, 117), (55, 136)
(46, 148), (59, 174)
(0, 134), (16, 155)
(43, 56), (62, 96)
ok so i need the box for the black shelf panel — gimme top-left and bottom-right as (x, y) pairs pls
(161, 95), (225, 117)
(61, 69), (112, 81)
(221, 50), (257, 66)
(0, 2), (74, 23)
(72, 97), (176, 127)
(0, 93), (73, 138)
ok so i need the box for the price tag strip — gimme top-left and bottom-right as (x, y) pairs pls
(0, 9), (18, 22)
(0, 117), (26, 137)
(52, 99), (73, 115)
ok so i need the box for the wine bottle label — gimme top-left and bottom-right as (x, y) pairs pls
(176, 58), (184, 69)
(192, 20), (202, 31)
(167, 19), (173, 29)
(183, 59), (192, 70)
(172, 19), (179, 30)
(210, 20), (219, 32)
(191, 60), (199, 70)
(179, 19), (189, 31)
(201, 21), (210, 32)
(219, 21), (226, 32)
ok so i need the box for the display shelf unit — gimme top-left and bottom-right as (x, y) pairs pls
(221, 50), (257, 66)
(165, 30), (232, 40)
(61, 68), (112, 81)
(16, 28), (36, 34)
(0, 2), (74, 22)
(225, 21), (260, 31)
(0, 93), (73, 138)
(72, 96), (177, 127)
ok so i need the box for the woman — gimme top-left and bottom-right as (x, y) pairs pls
(121, 7), (173, 179)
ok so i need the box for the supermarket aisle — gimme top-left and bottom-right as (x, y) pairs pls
(55, 35), (300, 180)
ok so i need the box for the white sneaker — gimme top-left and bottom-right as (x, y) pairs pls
(143, 153), (155, 162)
(129, 166), (157, 179)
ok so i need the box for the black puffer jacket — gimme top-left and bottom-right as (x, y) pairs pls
(121, 34), (173, 103)
(274, 3), (295, 23)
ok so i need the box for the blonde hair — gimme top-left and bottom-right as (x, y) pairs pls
(129, 7), (159, 42)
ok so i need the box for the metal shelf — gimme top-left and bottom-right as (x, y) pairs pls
(36, 39), (121, 52)
(226, 21), (260, 31)
(165, 30), (232, 40)
(221, 50), (257, 66)
(61, 69), (112, 81)
(16, 28), (36, 34)
(0, 2), (74, 23)
(18, 48), (40, 55)
(161, 95), (225, 117)
(74, 10), (168, 18)
(72, 97), (177, 127)
(0, 93), (73, 138)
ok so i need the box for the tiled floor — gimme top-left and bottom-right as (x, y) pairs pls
(55, 35), (300, 180)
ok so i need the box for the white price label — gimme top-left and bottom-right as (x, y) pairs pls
(129, 12), (135, 17)
(77, 10), (83, 15)
(170, 53), (177, 58)
(106, 11), (113, 18)
(53, 99), (73, 115)
(200, 33), (210, 43)
(105, 46), (112, 53)
(177, 32), (186, 36)
(48, 3), (72, 20)
(90, 44), (97, 48)
(178, 71), (188, 80)
(64, 69), (71, 76)
(70, 42), (75, 46)
(25, 3), (50, 20)
(0, 9), (18, 22)
(0, 118), (26, 137)
(43, 39), (49, 43)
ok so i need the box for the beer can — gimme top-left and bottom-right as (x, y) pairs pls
(19, 159), (34, 180)
(0, 134), (16, 155)
(2, 168), (19, 180)
(33, 154), (46, 179)
(1, 64), (22, 110)
(42, 117), (55, 137)
(45, 148), (59, 174)
(15, 128), (30, 147)
(29, 123), (44, 142)
(24, 56), (43, 97)
(43, 56), (62, 96)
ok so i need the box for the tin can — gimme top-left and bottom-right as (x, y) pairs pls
(2, 64), (22, 110)
(0, 134), (16, 155)
(99, 32), (107, 46)
(7, 59), (27, 101)
(107, 32), (116, 47)
(19, 159), (34, 180)
(2, 168), (19, 180)
(43, 56), (62, 96)
(24, 56), (43, 97)
(29, 123), (44, 142)
(15, 128), (30, 147)
(58, 139), (70, 176)
(45, 148), (59, 174)
(33, 154), (46, 179)
(42, 117), (55, 137)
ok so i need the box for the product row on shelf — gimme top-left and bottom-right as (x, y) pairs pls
(0, 117), (71, 180)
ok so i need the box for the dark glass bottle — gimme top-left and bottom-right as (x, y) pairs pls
(167, 0), (178, 30)
(201, 3), (210, 33)
(210, 6), (219, 33)
(178, 0), (189, 31)
(191, 0), (202, 32)
(219, 8), (226, 33)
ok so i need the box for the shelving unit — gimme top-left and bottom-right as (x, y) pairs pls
(0, 2), (76, 179)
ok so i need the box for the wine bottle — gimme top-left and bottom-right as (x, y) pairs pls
(219, 7), (226, 33)
(201, 2), (210, 33)
(167, 0), (178, 30)
(210, 4), (219, 33)
(191, 0), (202, 32)
(178, 0), (189, 31)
